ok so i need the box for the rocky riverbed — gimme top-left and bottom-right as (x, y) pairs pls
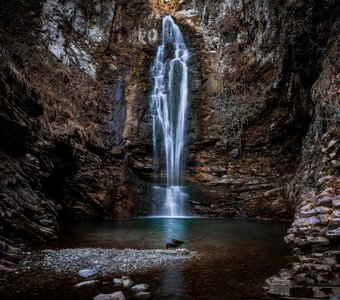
(0, 247), (198, 300)
(20, 248), (198, 275)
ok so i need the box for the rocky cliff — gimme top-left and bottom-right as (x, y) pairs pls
(0, 0), (339, 297)
(0, 0), (147, 269)
(184, 1), (339, 297)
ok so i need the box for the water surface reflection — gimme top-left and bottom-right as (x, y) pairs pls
(50, 218), (291, 299)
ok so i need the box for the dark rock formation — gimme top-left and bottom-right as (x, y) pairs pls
(0, 0), (145, 270)
(0, 55), (60, 244)
(180, 0), (310, 219)
(165, 239), (184, 249)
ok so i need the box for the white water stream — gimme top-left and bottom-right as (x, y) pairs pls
(150, 16), (189, 216)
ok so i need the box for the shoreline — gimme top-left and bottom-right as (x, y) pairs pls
(20, 247), (199, 275)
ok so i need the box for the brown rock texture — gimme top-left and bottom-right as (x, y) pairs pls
(0, 0), (154, 269)
(148, 0), (180, 16)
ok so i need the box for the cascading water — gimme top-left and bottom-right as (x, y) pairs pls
(150, 16), (189, 217)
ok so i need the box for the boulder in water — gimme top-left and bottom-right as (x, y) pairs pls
(172, 239), (184, 247)
(166, 239), (184, 249)
(166, 242), (176, 249)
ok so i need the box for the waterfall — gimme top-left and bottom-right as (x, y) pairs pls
(150, 16), (189, 217)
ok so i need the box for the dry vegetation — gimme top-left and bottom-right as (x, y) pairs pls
(0, 0), (110, 151)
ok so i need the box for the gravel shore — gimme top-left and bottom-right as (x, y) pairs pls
(21, 248), (199, 274)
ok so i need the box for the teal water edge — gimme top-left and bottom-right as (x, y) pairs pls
(45, 218), (291, 299)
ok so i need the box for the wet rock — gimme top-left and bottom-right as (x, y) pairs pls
(166, 243), (176, 249)
(135, 291), (151, 299)
(166, 239), (184, 249)
(74, 280), (100, 287)
(113, 278), (123, 286)
(93, 291), (125, 300)
(171, 239), (184, 247)
(79, 268), (100, 278)
(122, 278), (134, 288)
(131, 283), (149, 293)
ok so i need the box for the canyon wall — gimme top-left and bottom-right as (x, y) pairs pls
(185, 1), (339, 297)
(0, 0), (153, 269)
(0, 0), (339, 297)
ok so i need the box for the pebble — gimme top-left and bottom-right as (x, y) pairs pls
(122, 278), (133, 288)
(74, 280), (100, 287)
(131, 283), (149, 292)
(93, 291), (125, 300)
(79, 268), (100, 278)
(113, 278), (123, 286)
(135, 291), (151, 299)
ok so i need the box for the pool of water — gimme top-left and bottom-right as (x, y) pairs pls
(53, 217), (287, 250)
(48, 217), (291, 299)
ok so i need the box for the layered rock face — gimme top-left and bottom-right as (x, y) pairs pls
(0, 0), (339, 297)
(0, 0), (150, 266)
(265, 9), (340, 295)
(176, 0), (314, 219)
(182, 1), (339, 296)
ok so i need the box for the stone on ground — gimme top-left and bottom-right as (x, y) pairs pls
(93, 291), (125, 300)
(135, 291), (151, 299)
(79, 268), (100, 278)
(131, 283), (149, 292)
(74, 280), (100, 287)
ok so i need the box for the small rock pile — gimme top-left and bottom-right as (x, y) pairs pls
(19, 247), (198, 299)
(74, 273), (150, 300)
(285, 188), (340, 246)
(266, 185), (340, 298)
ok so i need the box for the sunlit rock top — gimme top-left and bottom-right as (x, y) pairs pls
(148, 0), (180, 16)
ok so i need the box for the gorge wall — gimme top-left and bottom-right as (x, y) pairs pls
(0, 0), (339, 297)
